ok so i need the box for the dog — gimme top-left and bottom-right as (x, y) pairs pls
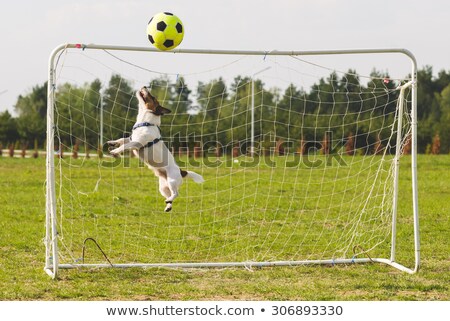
(107, 86), (204, 212)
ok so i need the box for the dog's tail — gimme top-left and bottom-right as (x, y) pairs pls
(180, 170), (204, 183)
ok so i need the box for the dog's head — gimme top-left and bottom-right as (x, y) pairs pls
(138, 87), (171, 116)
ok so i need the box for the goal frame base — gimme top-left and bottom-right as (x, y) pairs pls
(45, 257), (417, 276)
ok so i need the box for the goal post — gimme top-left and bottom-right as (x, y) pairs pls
(45, 43), (420, 278)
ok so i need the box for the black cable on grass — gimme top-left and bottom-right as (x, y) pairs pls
(353, 245), (374, 263)
(82, 238), (113, 267)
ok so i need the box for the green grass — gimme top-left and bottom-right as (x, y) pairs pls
(52, 154), (397, 264)
(0, 154), (449, 300)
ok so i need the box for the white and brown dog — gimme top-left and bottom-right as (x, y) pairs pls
(108, 86), (204, 212)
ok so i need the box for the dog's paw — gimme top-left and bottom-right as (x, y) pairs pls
(107, 140), (119, 147)
(109, 148), (121, 157)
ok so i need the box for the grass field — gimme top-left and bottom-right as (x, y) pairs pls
(0, 155), (449, 300)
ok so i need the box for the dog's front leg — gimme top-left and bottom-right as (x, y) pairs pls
(107, 137), (130, 148)
(110, 141), (143, 156)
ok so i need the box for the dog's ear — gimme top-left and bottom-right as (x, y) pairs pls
(156, 105), (171, 115)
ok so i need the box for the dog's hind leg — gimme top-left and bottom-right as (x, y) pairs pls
(164, 168), (183, 212)
(158, 176), (171, 199)
(164, 179), (178, 212)
(164, 201), (173, 212)
(154, 170), (173, 212)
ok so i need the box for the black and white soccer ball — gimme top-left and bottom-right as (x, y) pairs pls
(147, 12), (184, 51)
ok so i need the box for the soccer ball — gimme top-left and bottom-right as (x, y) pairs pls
(147, 12), (184, 51)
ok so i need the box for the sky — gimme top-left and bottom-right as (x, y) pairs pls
(0, 0), (449, 114)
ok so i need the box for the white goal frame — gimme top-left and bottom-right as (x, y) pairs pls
(45, 43), (420, 278)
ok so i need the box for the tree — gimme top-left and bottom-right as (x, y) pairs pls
(227, 76), (252, 146)
(306, 73), (339, 143)
(277, 83), (306, 146)
(14, 82), (47, 145)
(55, 80), (102, 147)
(256, 82), (277, 147)
(434, 83), (450, 153)
(415, 66), (440, 152)
(172, 76), (192, 114)
(416, 66), (436, 120)
(338, 70), (363, 140)
(0, 111), (19, 145)
(196, 78), (228, 144)
(435, 70), (450, 94)
(102, 74), (137, 142)
(146, 76), (195, 151)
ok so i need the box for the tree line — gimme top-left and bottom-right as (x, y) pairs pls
(0, 66), (449, 155)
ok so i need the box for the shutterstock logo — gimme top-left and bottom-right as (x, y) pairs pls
(100, 131), (347, 169)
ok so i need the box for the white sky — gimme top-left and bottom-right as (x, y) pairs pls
(0, 0), (449, 114)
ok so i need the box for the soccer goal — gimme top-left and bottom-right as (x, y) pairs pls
(45, 44), (419, 278)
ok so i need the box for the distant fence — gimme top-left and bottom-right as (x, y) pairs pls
(0, 149), (47, 159)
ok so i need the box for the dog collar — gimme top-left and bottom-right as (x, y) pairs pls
(130, 122), (162, 146)
(144, 138), (161, 149)
(133, 122), (160, 131)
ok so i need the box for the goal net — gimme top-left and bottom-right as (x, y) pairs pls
(45, 44), (419, 277)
